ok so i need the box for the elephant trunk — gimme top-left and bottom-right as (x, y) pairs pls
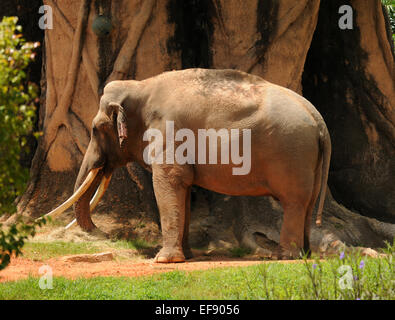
(73, 167), (104, 232)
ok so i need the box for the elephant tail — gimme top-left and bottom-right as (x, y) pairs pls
(315, 125), (331, 227)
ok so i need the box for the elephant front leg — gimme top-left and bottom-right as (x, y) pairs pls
(152, 164), (193, 263)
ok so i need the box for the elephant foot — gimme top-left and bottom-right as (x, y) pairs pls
(277, 246), (301, 260)
(154, 247), (185, 263)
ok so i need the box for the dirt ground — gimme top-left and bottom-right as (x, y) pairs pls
(0, 220), (310, 283)
(0, 257), (269, 283)
(0, 254), (308, 283)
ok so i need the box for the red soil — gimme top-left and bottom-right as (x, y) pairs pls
(0, 256), (304, 283)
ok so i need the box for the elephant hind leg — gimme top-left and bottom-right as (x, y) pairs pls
(269, 162), (316, 259)
(279, 202), (309, 259)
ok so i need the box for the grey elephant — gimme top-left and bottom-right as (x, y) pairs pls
(44, 68), (331, 262)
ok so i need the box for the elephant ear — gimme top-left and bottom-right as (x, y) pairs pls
(108, 102), (128, 148)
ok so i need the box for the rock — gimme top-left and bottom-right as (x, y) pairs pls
(360, 248), (379, 258)
(253, 247), (273, 259)
(60, 252), (114, 263)
(330, 240), (346, 252)
(318, 232), (339, 253)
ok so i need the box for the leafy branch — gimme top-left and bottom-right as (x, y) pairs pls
(0, 216), (48, 271)
(0, 17), (40, 214)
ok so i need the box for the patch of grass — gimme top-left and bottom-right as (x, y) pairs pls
(39, 218), (68, 229)
(109, 239), (154, 251)
(228, 247), (252, 258)
(22, 241), (102, 260)
(21, 238), (156, 261)
(334, 223), (343, 230)
(1, 246), (393, 300)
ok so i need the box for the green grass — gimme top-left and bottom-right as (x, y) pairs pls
(2, 240), (393, 300)
(22, 242), (102, 260)
(21, 239), (156, 261)
(1, 252), (393, 300)
(108, 239), (154, 251)
(228, 247), (252, 258)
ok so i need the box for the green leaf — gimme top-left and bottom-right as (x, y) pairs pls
(0, 16), (38, 214)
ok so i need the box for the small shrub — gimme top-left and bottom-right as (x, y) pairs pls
(382, 0), (395, 47)
(0, 16), (40, 214)
(0, 217), (47, 270)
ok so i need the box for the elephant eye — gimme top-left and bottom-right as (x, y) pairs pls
(92, 125), (104, 137)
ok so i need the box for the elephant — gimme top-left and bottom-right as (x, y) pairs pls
(44, 68), (331, 262)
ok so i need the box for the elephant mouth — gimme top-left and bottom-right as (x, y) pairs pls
(41, 167), (112, 230)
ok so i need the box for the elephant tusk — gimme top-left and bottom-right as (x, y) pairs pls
(90, 174), (112, 212)
(41, 168), (101, 220)
(65, 174), (112, 230)
(64, 218), (77, 230)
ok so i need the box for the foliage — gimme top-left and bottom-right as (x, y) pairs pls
(296, 242), (394, 300)
(382, 0), (395, 46)
(0, 17), (39, 214)
(0, 217), (47, 271)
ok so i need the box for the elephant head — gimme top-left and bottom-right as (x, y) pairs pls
(43, 100), (132, 231)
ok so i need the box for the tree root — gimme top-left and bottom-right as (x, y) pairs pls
(106, 0), (156, 83)
(44, 0), (91, 156)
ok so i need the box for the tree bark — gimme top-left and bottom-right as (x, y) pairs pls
(303, 0), (395, 223)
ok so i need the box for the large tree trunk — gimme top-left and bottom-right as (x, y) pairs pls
(9, 0), (394, 251)
(303, 0), (395, 224)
